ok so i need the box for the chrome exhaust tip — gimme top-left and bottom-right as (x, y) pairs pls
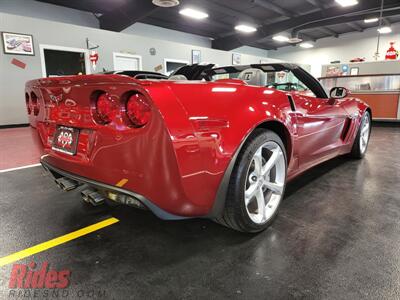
(107, 192), (146, 210)
(55, 177), (80, 191)
(81, 189), (105, 206)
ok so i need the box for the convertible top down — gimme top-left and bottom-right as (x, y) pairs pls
(25, 63), (371, 232)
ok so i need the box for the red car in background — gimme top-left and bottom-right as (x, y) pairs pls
(25, 64), (371, 232)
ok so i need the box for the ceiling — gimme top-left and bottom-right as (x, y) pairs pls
(35, 0), (400, 50)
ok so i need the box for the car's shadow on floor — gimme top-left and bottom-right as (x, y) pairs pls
(284, 155), (349, 198)
(67, 154), (353, 262)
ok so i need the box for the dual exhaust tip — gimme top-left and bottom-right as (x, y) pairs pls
(54, 177), (106, 206)
(54, 176), (143, 209)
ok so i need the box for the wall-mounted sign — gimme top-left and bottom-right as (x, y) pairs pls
(232, 53), (241, 65)
(192, 50), (201, 64)
(11, 58), (26, 69)
(385, 42), (399, 60)
(326, 66), (341, 77)
(154, 64), (163, 72)
(89, 50), (99, 70)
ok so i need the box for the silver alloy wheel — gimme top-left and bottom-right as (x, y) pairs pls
(244, 141), (285, 224)
(360, 113), (370, 154)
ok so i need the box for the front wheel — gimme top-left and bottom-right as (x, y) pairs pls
(215, 129), (287, 233)
(350, 111), (371, 159)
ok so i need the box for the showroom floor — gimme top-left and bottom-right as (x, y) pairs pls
(0, 125), (399, 299)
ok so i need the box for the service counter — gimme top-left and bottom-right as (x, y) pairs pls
(320, 74), (400, 121)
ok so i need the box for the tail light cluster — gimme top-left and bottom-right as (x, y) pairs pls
(25, 92), (40, 116)
(126, 93), (151, 127)
(93, 91), (151, 128)
(95, 93), (117, 124)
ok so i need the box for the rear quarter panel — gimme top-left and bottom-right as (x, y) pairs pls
(148, 81), (296, 212)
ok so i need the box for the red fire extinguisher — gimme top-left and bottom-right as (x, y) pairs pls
(385, 42), (398, 60)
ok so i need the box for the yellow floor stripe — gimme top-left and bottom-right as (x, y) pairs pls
(0, 217), (119, 267)
(116, 178), (128, 187)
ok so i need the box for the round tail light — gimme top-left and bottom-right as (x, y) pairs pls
(126, 93), (151, 127)
(25, 93), (31, 114)
(31, 92), (39, 116)
(96, 93), (115, 124)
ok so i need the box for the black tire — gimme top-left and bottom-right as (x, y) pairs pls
(350, 111), (371, 159)
(215, 129), (287, 233)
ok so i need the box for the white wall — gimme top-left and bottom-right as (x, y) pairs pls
(234, 46), (269, 57)
(0, 12), (278, 125)
(268, 24), (400, 77)
(122, 23), (212, 48)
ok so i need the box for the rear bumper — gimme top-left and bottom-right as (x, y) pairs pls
(41, 159), (189, 220)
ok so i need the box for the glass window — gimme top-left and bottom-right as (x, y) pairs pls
(320, 75), (400, 92)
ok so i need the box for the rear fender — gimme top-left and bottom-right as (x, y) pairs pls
(160, 82), (296, 217)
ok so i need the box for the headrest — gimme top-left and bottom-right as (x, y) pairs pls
(237, 68), (266, 87)
(169, 74), (188, 81)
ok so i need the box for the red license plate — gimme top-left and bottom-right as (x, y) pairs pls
(52, 126), (80, 155)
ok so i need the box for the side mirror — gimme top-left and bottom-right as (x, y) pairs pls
(329, 87), (350, 99)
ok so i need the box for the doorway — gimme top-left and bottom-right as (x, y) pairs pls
(164, 58), (189, 76)
(39, 44), (91, 77)
(113, 53), (142, 71)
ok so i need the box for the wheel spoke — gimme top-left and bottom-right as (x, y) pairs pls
(362, 135), (367, 145)
(361, 125), (369, 135)
(264, 181), (284, 195)
(245, 183), (257, 205)
(261, 148), (281, 176)
(253, 148), (263, 176)
(255, 187), (265, 221)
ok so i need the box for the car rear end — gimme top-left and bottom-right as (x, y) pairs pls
(25, 74), (209, 219)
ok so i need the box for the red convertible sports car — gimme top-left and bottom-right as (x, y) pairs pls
(25, 64), (371, 232)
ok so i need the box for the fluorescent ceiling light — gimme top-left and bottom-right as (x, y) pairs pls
(335, 0), (358, 7)
(235, 24), (257, 33)
(272, 35), (289, 42)
(179, 8), (208, 20)
(378, 26), (392, 34)
(299, 42), (314, 49)
(364, 18), (379, 23)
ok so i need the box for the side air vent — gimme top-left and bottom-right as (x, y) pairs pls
(341, 118), (352, 141)
(287, 95), (296, 112)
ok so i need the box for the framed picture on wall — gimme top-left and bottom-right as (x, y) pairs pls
(192, 50), (201, 64)
(232, 53), (241, 65)
(350, 67), (359, 76)
(2, 32), (34, 56)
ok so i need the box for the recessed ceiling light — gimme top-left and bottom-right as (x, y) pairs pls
(272, 35), (290, 42)
(288, 37), (303, 43)
(378, 26), (392, 34)
(299, 42), (314, 48)
(335, 0), (358, 7)
(364, 18), (379, 23)
(152, 0), (180, 7)
(235, 25), (257, 33)
(179, 8), (208, 20)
